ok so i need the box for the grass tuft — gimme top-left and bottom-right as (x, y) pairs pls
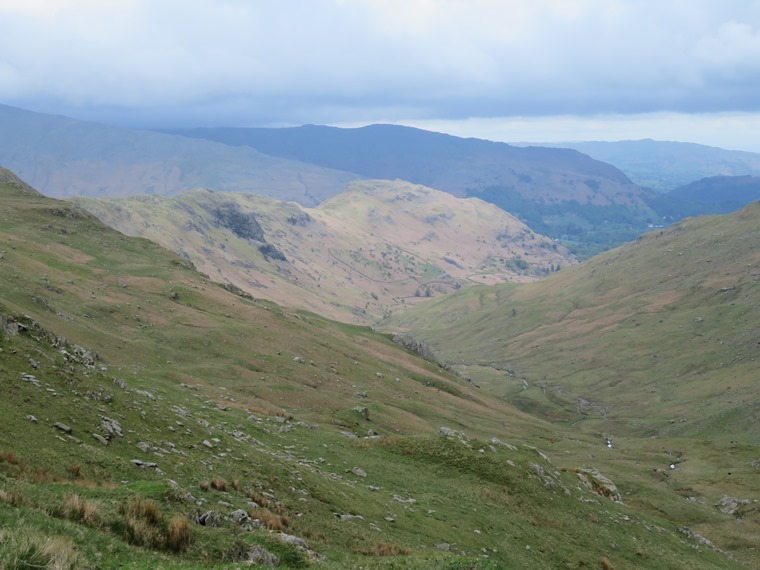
(0, 449), (21, 465)
(210, 477), (227, 491)
(0, 527), (80, 570)
(60, 493), (100, 526)
(127, 497), (162, 525)
(166, 516), (193, 553)
(249, 508), (289, 531)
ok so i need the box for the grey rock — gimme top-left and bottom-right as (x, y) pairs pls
(194, 510), (225, 527)
(92, 433), (109, 446)
(53, 422), (72, 434)
(202, 440), (214, 449)
(437, 543), (451, 551)
(439, 426), (465, 439)
(279, 533), (308, 549)
(393, 495), (416, 504)
(356, 406), (370, 421)
(21, 373), (41, 387)
(715, 496), (750, 516)
(575, 468), (622, 502)
(230, 509), (251, 525)
(490, 437), (517, 451)
(26, 415), (38, 423)
(339, 514), (364, 522)
(351, 467), (367, 478)
(246, 545), (279, 566)
(137, 442), (152, 453)
(101, 417), (123, 439)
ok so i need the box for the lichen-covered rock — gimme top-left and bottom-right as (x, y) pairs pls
(573, 468), (622, 502)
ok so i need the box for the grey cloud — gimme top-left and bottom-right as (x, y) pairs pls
(1, 0), (760, 127)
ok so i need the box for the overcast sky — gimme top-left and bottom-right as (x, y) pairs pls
(2, 0), (760, 150)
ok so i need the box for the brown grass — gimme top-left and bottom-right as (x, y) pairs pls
(125, 516), (163, 549)
(60, 494), (100, 526)
(27, 468), (62, 484)
(127, 497), (162, 525)
(230, 478), (241, 491)
(601, 557), (615, 570)
(0, 449), (21, 465)
(244, 488), (270, 508)
(357, 542), (411, 556)
(166, 516), (193, 553)
(0, 528), (80, 570)
(249, 508), (289, 531)
(210, 477), (227, 491)
(0, 488), (24, 507)
(66, 464), (81, 478)
(301, 527), (327, 542)
(199, 480), (210, 491)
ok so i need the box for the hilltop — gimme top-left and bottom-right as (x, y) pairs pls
(72, 179), (574, 324)
(0, 168), (746, 568)
(0, 104), (356, 203)
(161, 124), (660, 256)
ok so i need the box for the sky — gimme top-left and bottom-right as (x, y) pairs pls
(2, 0), (760, 151)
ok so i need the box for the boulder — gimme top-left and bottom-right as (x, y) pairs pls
(246, 545), (279, 566)
(53, 422), (72, 434)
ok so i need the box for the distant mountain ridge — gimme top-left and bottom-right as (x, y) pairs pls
(648, 175), (760, 220)
(0, 104), (357, 202)
(161, 123), (642, 203)
(530, 139), (760, 191)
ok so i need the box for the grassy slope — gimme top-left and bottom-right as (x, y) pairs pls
(388, 203), (760, 565)
(0, 169), (745, 568)
(72, 180), (574, 325)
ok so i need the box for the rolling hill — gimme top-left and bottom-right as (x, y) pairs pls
(0, 167), (749, 568)
(648, 175), (760, 220)
(536, 139), (760, 191)
(0, 104), (357, 203)
(71, 179), (574, 324)
(161, 124), (661, 257)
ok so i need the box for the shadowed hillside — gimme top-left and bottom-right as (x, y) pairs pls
(0, 104), (357, 203)
(72, 179), (575, 324)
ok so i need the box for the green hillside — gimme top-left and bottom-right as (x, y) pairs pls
(388, 203), (760, 566)
(0, 168), (748, 568)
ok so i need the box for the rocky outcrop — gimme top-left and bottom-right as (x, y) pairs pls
(569, 468), (622, 502)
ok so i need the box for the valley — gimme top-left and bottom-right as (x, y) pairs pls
(1, 164), (757, 568)
(1, 110), (759, 570)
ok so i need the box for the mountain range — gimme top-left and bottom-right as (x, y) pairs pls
(4, 104), (760, 260)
